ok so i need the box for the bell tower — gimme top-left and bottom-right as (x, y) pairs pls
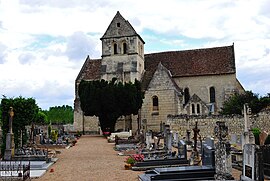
(100, 11), (145, 83)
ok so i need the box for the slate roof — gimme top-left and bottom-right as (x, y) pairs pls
(76, 45), (236, 91)
(76, 56), (101, 82)
(141, 45), (236, 90)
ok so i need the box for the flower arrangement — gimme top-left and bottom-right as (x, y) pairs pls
(125, 154), (144, 169)
(125, 154), (144, 164)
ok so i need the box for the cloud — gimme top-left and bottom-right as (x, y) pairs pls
(18, 53), (36, 64)
(65, 31), (100, 60)
(19, 0), (111, 10)
(1, 0), (270, 109)
(0, 43), (7, 64)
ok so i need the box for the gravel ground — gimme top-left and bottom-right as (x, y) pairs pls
(32, 135), (260, 181)
(33, 135), (143, 181)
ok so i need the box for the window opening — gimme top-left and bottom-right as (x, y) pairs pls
(184, 88), (190, 105)
(152, 96), (159, 111)
(210, 87), (216, 103)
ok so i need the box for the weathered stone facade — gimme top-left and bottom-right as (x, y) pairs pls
(166, 111), (270, 140)
(74, 11), (245, 134)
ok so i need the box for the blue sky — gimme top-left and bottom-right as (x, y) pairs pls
(0, 0), (270, 110)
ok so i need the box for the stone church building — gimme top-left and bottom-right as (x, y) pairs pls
(73, 11), (244, 133)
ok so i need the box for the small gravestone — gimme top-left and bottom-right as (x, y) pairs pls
(259, 131), (268, 146)
(145, 131), (152, 150)
(205, 136), (215, 148)
(178, 140), (187, 159)
(202, 144), (215, 166)
(241, 144), (264, 181)
(173, 132), (179, 146)
(165, 130), (172, 154)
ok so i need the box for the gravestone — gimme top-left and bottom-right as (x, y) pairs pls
(259, 131), (268, 146)
(202, 144), (215, 166)
(205, 136), (215, 148)
(173, 132), (179, 147)
(240, 144), (264, 181)
(4, 107), (15, 160)
(214, 121), (234, 180)
(165, 130), (172, 154)
(178, 140), (187, 159)
(145, 131), (152, 150)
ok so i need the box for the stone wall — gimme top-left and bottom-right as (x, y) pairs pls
(166, 111), (270, 140)
(73, 109), (99, 134)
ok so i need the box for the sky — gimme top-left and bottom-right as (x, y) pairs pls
(0, 0), (270, 110)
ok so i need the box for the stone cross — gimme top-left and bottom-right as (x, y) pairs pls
(192, 121), (201, 152)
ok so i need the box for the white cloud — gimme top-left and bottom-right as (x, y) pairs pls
(0, 0), (270, 109)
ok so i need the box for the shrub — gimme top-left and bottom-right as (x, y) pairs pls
(251, 128), (261, 145)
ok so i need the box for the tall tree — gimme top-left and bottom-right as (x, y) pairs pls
(1, 96), (39, 151)
(78, 79), (144, 133)
(42, 105), (73, 124)
(220, 91), (270, 115)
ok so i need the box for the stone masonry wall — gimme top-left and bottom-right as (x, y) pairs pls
(167, 111), (270, 140)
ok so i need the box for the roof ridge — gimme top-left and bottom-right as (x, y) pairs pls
(145, 44), (233, 56)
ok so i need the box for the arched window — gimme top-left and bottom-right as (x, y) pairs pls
(210, 87), (216, 103)
(123, 42), (127, 54)
(191, 104), (195, 114)
(184, 88), (190, 105)
(152, 96), (159, 111)
(197, 104), (200, 114)
(113, 43), (118, 54)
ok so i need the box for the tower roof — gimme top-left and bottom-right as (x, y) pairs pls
(100, 11), (144, 43)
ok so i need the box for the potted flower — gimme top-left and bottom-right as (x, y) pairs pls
(124, 154), (144, 169)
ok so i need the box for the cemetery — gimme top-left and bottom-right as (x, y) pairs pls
(0, 107), (80, 180)
(104, 104), (270, 181)
(0, 105), (270, 180)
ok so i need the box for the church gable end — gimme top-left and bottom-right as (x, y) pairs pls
(147, 62), (180, 92)
(101, 11), (141, 40)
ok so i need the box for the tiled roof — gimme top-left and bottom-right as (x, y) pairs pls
(76, 45), (236, 91)
(76, 56), (101, 82)
(141, 45), (235, 90)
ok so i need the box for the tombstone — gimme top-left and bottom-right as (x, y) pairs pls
(240, 144), (264, 181)
(4, 107), (15, 160)
(178, 140), (187, 159)
(153, 136), (158, 150)
(259, 131), (268, 146)
(145, 131), (152, 150)
(205, 136), (215, 149)
(166, 131), (172, 154)
(173, 132), (179, 146)
(202, 144), (215, 166)
(214, 121), (234, 180)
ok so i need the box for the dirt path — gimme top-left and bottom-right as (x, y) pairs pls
(33, 135), (143, 181)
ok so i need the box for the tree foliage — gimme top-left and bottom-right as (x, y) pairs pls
(220, 91), (270, 115)
(42, 105), (73, 124)
(78, 78), (144, 132)
(0, 96), (39, 150)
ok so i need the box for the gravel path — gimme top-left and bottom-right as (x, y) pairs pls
(32, 135), (261, 181)
(33, 135), (143, 181)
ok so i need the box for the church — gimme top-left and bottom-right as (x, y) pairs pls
(73, 11), (244, 133)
